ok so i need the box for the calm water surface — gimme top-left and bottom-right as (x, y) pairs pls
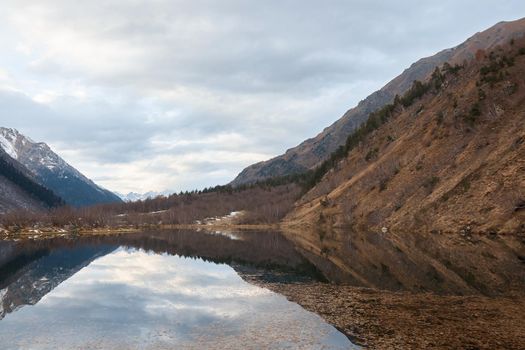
(0, 231), (357, 349)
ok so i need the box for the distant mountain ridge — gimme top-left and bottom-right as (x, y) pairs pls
(231, 18), (525, 186)
(0, 127), (122, 207)
(116, 190), (171, 202)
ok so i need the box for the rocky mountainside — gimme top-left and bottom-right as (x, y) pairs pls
(285, 36), (525, 235)
(232, 17), (525, 186)
(0, 128), (122, 207)
(0, 148), (63, 213)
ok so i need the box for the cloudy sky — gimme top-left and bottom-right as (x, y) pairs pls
(0, 1), (524, 194)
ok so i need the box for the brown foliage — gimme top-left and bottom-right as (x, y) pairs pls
(0, 184), (301, 228)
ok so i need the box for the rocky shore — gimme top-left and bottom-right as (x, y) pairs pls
(0, 223), (278, 240)
(245, 279), (525, 349)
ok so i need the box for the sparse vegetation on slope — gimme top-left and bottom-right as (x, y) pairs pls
(285, 38), (525, 234)
(299, 64), (461, 192)
(0, 183), (301, 230)
(232, 17), (525, 187)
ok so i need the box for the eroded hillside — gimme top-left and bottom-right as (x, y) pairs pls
(286, 39), (525, 235)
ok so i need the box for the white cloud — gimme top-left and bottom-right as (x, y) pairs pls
(0, 1), (524, 192)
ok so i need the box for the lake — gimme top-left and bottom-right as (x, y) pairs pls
(0, 230), (357, 349)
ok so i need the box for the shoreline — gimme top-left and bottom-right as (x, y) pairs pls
(0, 223), (281, 240)
(2, 222), (523, 241)
(1, 226), (524, 348)
(243, 279), (525, 350)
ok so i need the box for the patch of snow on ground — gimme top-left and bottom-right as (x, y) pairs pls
(147, 210), (168, 215)
(200, 211), (244, 225)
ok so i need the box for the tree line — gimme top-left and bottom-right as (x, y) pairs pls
(0, 183), (301, 228)
(1, 55), (475, 229)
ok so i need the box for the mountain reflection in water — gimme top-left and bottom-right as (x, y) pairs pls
(1, 227), (523, 348)
(284, 228), (525, 295)
(0, 230), (356, 349)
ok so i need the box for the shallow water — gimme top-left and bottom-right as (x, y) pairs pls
(0, 231), (357, 349)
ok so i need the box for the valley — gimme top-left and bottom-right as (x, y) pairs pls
(1, 15), (525, 350)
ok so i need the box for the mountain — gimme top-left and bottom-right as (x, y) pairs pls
(284, 34), (525, 234)
(116, 190), (171, 202)
(0, 147), (64, 213)
(0, 128), (122, 207)
(232, 18), (525, 186)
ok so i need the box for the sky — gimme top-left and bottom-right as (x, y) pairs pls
(0, 1), (524, 194)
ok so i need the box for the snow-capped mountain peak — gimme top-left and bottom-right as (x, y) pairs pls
(0, 127), (122, 206)
(116, 190), (172, 202)
(0, 127), (81, 178)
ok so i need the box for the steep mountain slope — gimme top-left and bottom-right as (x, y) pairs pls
(0, 128), (122, 207)
(285, 38), (525, 235)
(232, 17), (525, 186)
(0, 148), (63, 213)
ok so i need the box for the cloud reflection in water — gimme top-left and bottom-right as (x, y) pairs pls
(0, 247), (354, 349)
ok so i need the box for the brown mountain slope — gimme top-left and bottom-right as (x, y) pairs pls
(232, 17), (525, 186)
(285, 38), (525, 235)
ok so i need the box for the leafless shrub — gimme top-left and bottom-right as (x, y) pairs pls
(0, 184), (302, 228)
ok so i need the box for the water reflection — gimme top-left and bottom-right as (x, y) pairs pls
(0, 231), (355, 349)
(1, 226), (522, 347)
(283, 228), (525, 295)
(0, 248), (353, 349)
(0, 242), (116, 320)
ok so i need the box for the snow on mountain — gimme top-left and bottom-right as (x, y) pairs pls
(0, 128), (20, 160)
(116, 190), (172, 202)
(0, 127), (122, 207)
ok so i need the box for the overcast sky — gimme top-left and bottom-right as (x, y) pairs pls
(0, 1), (524, 194)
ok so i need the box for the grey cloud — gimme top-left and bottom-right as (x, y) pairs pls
(1, 1), (525, 192)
